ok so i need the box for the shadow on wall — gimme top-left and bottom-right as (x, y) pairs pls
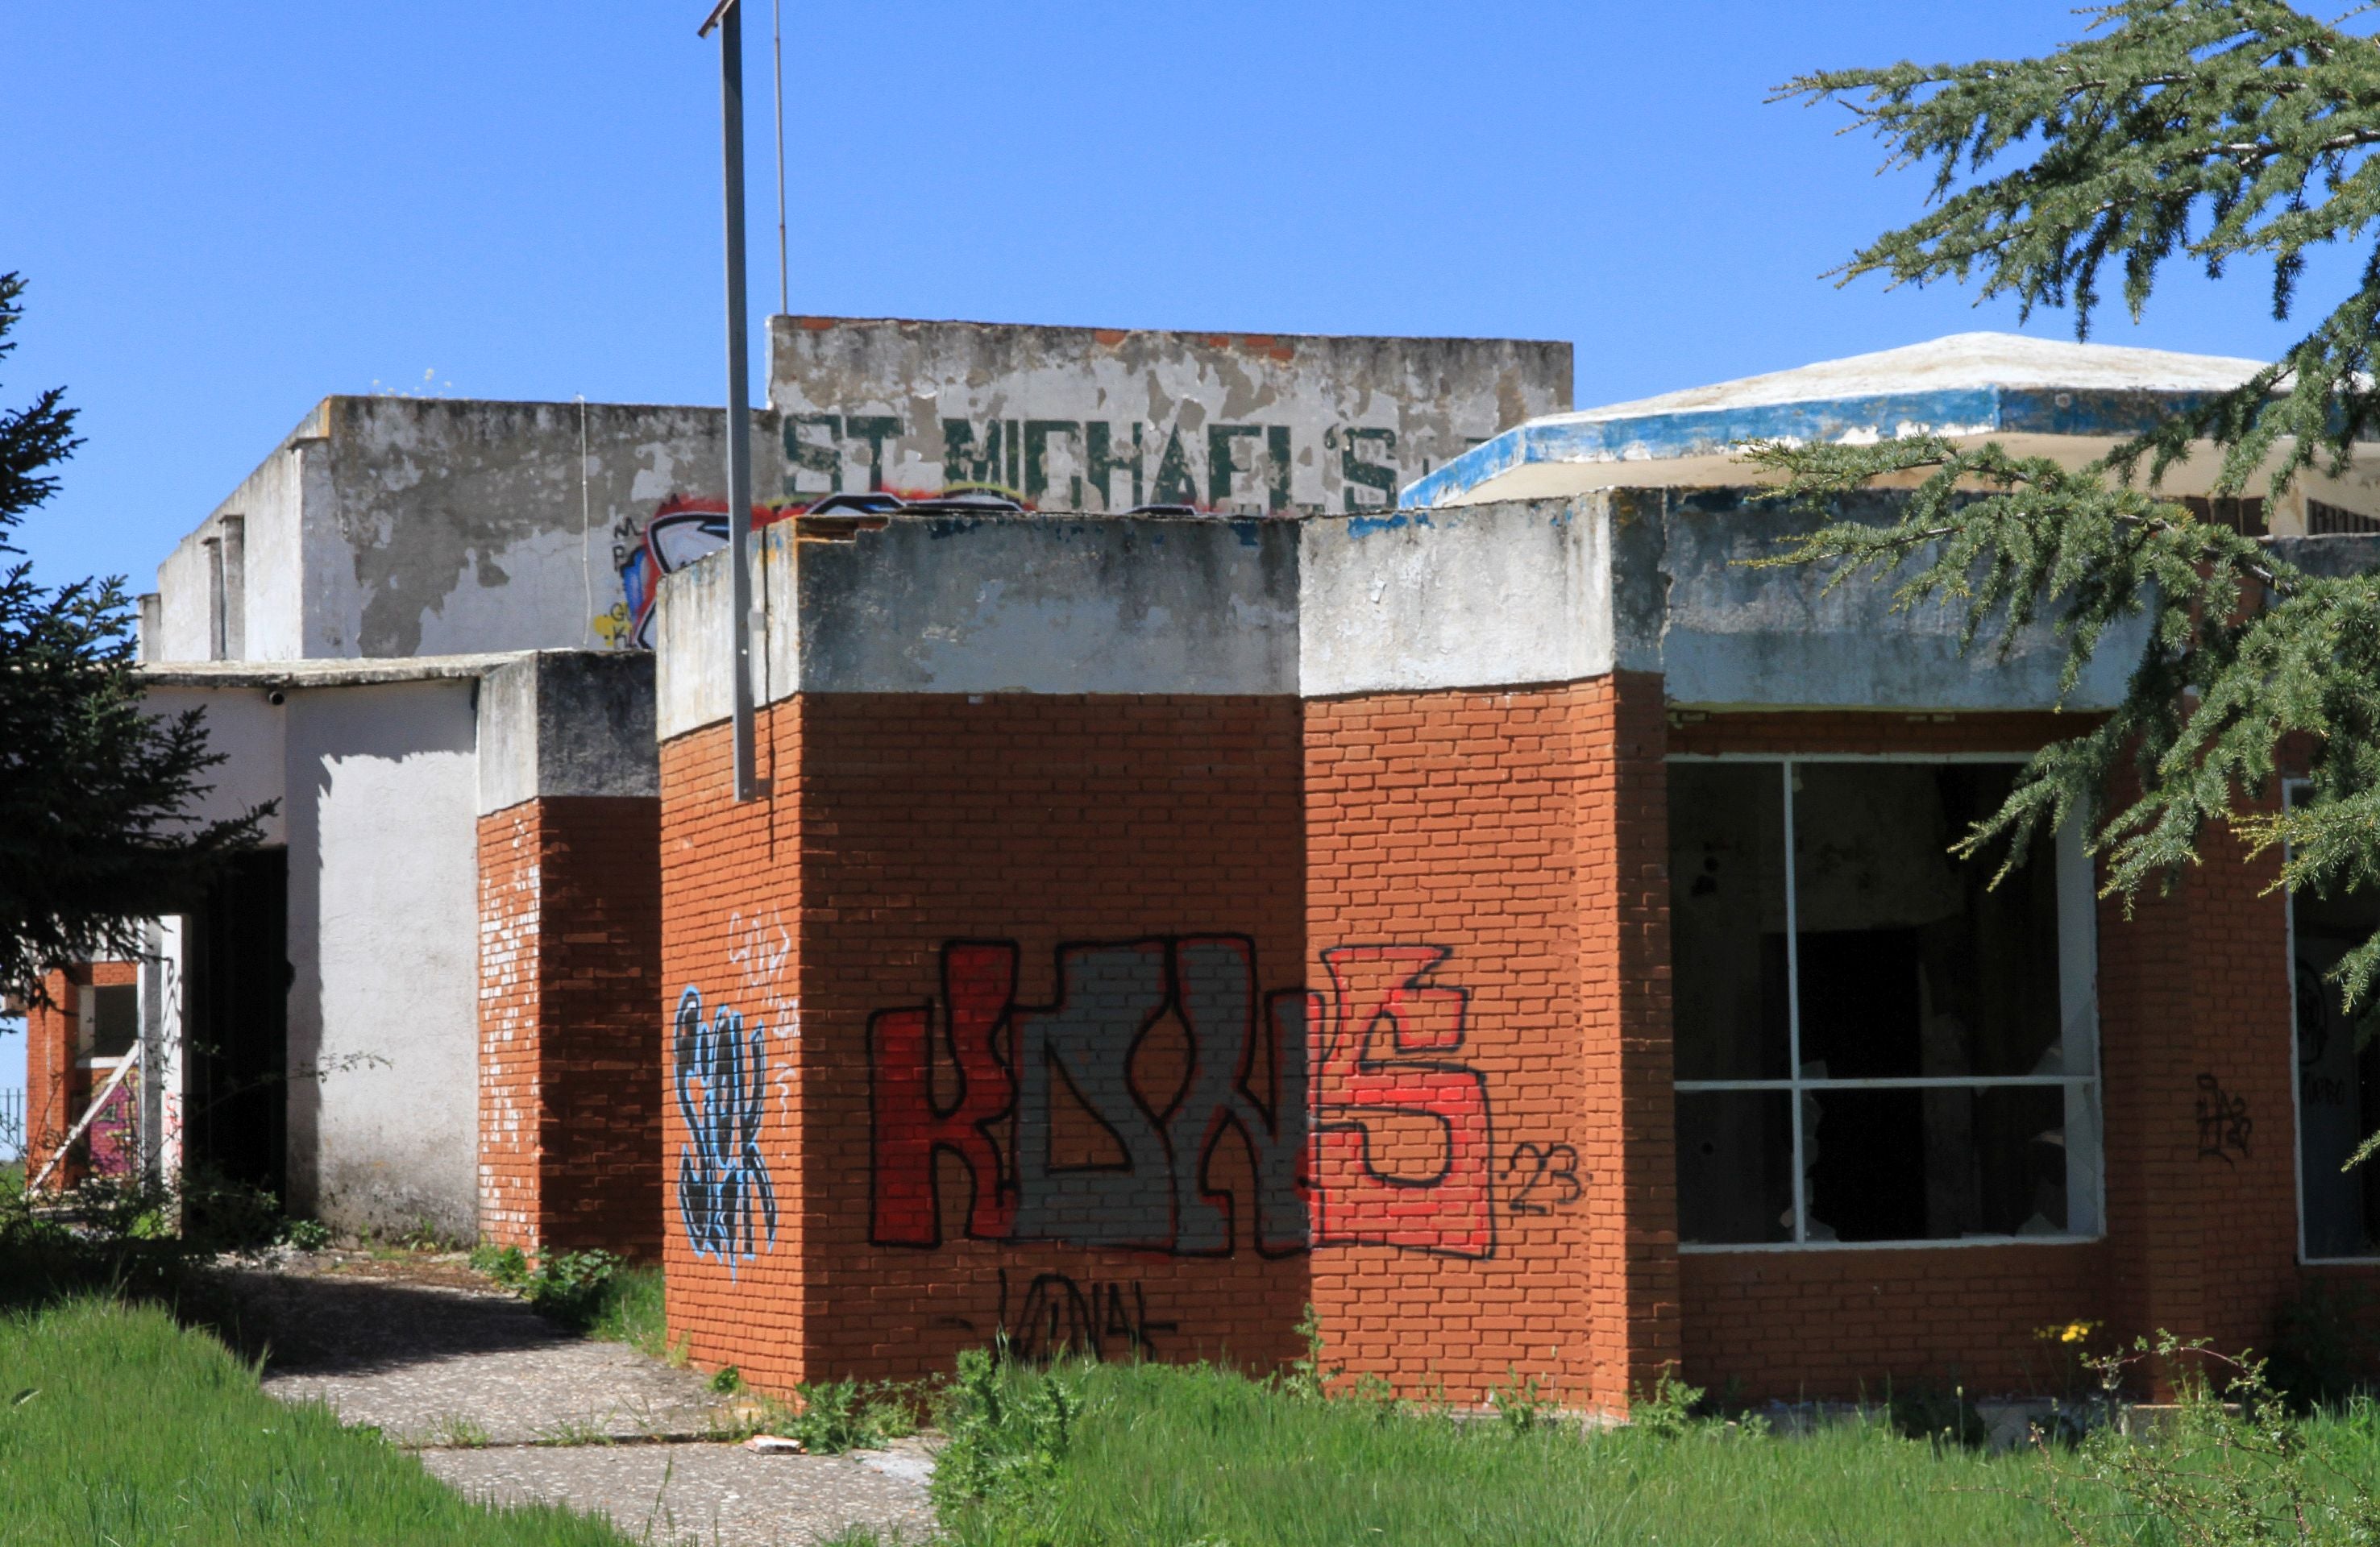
(285, 683), (480, 1238)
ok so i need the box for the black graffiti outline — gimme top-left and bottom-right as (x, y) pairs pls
(1506, 1143), (1585, 1216)
(2195, 1072), (2253, 1166)
(995, 1267), (1180, 1362)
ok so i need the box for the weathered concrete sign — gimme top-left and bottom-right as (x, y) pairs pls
(768, 317), (1572, 516)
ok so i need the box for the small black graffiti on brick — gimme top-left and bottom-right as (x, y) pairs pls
(995, 1268), (1179, 1362)
(1506, 1143), (1585, 1216)
(2195, 1072), (2252, 1165)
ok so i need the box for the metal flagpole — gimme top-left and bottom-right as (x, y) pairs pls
(774, 0), (789, 317)
(700, 0), (758, 802)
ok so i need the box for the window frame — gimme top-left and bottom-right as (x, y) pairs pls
(1669, 752), (2106, 1254)
(2282, 777), (2379, 1267)
(75, 980), (140, 1073)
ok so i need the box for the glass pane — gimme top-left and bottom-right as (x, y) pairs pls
(1803, 1085), (2071, 1242)
(1792, 764), (2062, 1080)
(89, 984), (138, 1061)
(1669, 763), (1790, 1080)
(1676, 1089), (1794, 1245)
(2295, 852), (2380, 1258)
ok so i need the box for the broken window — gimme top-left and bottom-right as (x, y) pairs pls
(2289, 782), (2380, 1259)
(80, 983), (138, 1064)
(1670, 760), (2102, 1247)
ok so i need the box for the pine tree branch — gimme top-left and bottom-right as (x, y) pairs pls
(0, 273), (267, 995)
(1759, 2), (2380, 1034)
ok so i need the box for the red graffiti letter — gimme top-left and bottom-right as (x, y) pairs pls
(1310, 945), (1494, 1259)
(869, 943), (1020, 1246)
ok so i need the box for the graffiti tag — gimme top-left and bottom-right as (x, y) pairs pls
(867, 938), (1502, 1260)
(995, 1268), (1180, 1361)
(2195, 1072), (2253, 1165)
(1505, 1143), (1585, 1217)
(675, 986), (779, 1269)
(870, 936), (1308, 1255)
(1310, 945), (1497, 1259)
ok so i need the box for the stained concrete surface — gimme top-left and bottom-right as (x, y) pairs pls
(223, 1257), (936, 1544)
(424, 1440), (938, 1546)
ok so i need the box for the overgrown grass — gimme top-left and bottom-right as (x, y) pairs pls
(584, 1263), (671, 1358)
(0, 1296), (633, 1545)
(891, 1356), (2380, 1547)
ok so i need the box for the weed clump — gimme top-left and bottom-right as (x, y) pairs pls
(468, 1245), (625, 1332)
(931, 1343), (1084, 1518)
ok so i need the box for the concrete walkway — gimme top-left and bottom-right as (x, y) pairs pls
(216, 1255), (936, 1545)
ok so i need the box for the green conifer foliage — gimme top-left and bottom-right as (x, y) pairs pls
(0, 273), (264, 995)
(1759, 4), (2380, 1033)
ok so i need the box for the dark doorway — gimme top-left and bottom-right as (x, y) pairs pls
(182, 848), (289, 1202)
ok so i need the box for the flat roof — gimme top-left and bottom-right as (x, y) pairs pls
(1403, 332), (2277, 508)
(135, 649), (633, 690)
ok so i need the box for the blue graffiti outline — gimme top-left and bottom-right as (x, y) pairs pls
(674, 986), (779, 1272)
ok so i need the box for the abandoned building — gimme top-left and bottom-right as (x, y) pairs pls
(28, 321), (2380, 1412)
(20, 317), (1568, 1242)
(646, 331), (2380, 1411)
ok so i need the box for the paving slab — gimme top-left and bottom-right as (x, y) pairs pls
(218, 1259), (724, 1444)
(211, 1256), (937, 1543)
(423, 1439), (938, 1545)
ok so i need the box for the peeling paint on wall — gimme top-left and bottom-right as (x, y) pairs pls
(770, 318), (1571, 517)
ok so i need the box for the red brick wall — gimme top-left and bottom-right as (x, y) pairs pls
(477, 796), (663, 1259)
(23, 961), (139, 1189)
(2096, 795), (2303, 1384)
(663, 694), (1312, 1391)
(1680, 1246), (2112, 1397)
(23, 968), (77, 1186)
(1303, 675), (1673, 1411)
(1665, 711), (2320, 1401)
(654, 691), (2342, 1408)
(480, 814), (540, 1244)
(1585, 675), (1684, 1405)
(661, 701), (808, 1389)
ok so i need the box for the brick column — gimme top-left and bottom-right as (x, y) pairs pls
(476, 795), (663, 1259)
(1577, 671), (1680, 1410)
(2097, 809), (2298, 1391)
(1305, 682), (1609, 1408)
(23, 968), (77, 1187)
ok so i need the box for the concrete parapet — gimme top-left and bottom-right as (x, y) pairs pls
(478, 650), (659, 816)
(653, 487), (2150, 733)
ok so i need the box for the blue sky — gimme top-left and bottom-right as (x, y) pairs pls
(0, 2), (2361, 1116)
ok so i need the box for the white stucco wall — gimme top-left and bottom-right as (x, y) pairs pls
(153, 405), (326, 665)
(279, 679), (480, 1238)
(141, 685), (291, 844)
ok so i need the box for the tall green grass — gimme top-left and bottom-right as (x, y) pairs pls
(913, 1355), (2380, 1547)
(0, 1296), (633, 1545)
(584, 1263), (671, 1358)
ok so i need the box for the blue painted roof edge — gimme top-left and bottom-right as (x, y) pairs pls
(1399, 384), (2240, 508)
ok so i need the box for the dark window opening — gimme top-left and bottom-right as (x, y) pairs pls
(1670, 760), (2095, 1247)
(1676, 1090), (1793, 1245)
(86, 984), (138, 1062)
(2307, 500), (2380, 537)
(2291, 788), (2380, 1259)
(2182, 496), (2268, 537)
(1669, 763), (1790, 1082)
